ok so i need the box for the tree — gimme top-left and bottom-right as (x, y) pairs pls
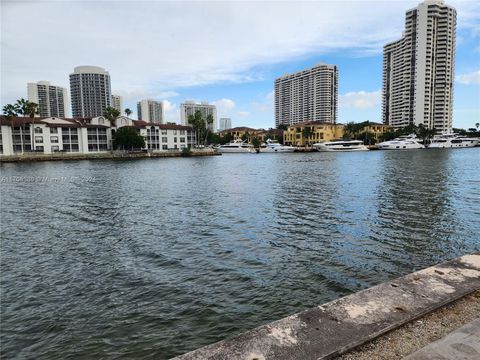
(476, 123), (479, 130)
(15, 98), (38, 152)
(205, 114), (214, 144)
(2, 103), (19, 120)
(125, 108), (132, 118)
(251, 137), (261, 148)
(112, 126), (145, 150)
(277, 124), (288, 130)
(416, 124), (436, 145)
(104, 107), (120, 126)
(188, 110), (205, 146)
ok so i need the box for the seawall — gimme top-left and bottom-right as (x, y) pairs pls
(0, 149), (221, 163)
(174, 253), (480, 360)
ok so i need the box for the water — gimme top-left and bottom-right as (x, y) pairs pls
(1, 149), (479, 359)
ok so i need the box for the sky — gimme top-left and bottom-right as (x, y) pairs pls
(1, 0), (479, 130)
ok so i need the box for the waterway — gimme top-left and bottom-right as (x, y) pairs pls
(1, 148), (479, 359)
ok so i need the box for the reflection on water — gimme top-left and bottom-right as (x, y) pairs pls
(1, 149), (479, 359)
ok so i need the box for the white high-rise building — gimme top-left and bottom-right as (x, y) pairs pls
(27, 81), (68, 118)
(180, 101), (217, 132)
(274, 63), (338, 127)
(137, 99), (164, 124)
(382, 0), (456, 133)
(219, 118), (232, 131)
(69, 66), (112, 118)
(111, 94), (123, 114)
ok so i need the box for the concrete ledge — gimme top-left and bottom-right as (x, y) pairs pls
(0, 150), (220, 163)
(174, 254), (480, 360)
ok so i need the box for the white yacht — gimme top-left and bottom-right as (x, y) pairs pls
(260, 139), (296, 153)
(313, 140), (369, 152)
(217, 139), (255, 153)
(377, 135), (425, 150)
(429, 134), (479, 149)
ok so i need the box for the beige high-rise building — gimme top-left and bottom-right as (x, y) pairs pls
(27, 81), (68, 118)
(111, 94), (123, 114)
(382, 0), (456, 133)
(274, 63), (338, 127)
(137, 99), (164, 124)
(180, 101), (217, 132)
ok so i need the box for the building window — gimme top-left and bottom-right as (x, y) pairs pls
(162, 137), (168, 142)
(174, 137), (177, 142)
(35, 136), (43, 143)
(162, 144), (168, 150)
(35, 127), (43, 134)
(51, 136), (59, 143)
(51, 146), (60, 152)
(36, 146), (44, 151)
(50, 128), (58, 134)
(162, 130), (167, 135)
(180, 137), (185, 143)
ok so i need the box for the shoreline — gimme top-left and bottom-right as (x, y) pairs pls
(174, 254), (480, 360)
(0, 149), (221, 163)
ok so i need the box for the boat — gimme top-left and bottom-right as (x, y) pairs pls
(259, 139), (296, 153)
(428, 133), (479, 149)
(217, 139), (255, 153)
(313, 139), (369, 152)
(377, 134), (425, 150)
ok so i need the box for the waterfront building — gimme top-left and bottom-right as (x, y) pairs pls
(180, 101), (217, 133)
(283, 121), (345, 147)
(275, 63), (338, 128)
(27, 81), (68, 118)
(382, 0), (456, 133)
(219, 117), (232, 131)
(0, 116), (196, 155)
(137, 99), (164, 124)
(111, 94), (123, 114)
(69, 66), (112, 118)
(218, 127), (260, 142)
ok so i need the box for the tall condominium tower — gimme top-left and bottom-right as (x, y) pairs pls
(137, 99), (164, 124)
(219, 117), (232, 131)
(111, 94), (123, 114)
(69, 66), (112, 118)
(274, 63), (338, 127)
(180, 101), (217, 132)
(382, 0), (456, 133)
(27, 81), (68, 117)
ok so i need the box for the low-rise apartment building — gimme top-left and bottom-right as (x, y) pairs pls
(283, 121), (344, 146)
(0, 116), (196, 156)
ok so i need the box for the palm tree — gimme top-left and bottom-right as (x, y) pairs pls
(205, 114), (214, 144)
(15, 98), (38, 152)
(2, 103), (19, 119)
(125, 108), (132, 118)
(104, 107), (120, 126)
(416, 124), (436, 146)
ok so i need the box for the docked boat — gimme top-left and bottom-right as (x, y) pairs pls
(429, 134), (479, 149)
(377, 134), (425, 150)
(217, 139), (255, 153)
(259, 139), (296, 153)
(313, 139), (369, 152)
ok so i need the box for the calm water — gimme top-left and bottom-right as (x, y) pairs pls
(1, 149), (479, 359)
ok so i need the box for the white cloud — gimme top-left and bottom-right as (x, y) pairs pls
(213, 98), (236, 116)
(1, 0), (478, 107)
(339, 90), (381, 109)
(238, 111), (250, 117)
(162, 100), (180, 124)
(456, 70), (480, 85)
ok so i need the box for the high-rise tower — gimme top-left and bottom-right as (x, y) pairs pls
(69, 66), (112, 118)
(383, 0), (456, 133)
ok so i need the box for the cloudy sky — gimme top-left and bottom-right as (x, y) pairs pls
(1, 0), (479, 129)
